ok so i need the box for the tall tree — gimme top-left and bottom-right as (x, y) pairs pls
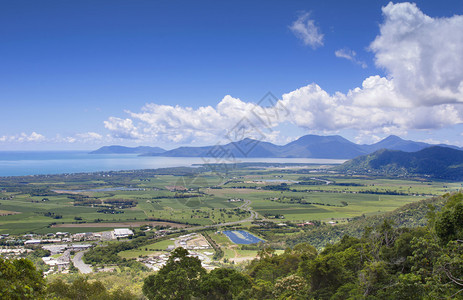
(198, 268), (251, 300)
(143, 247), (206, 300)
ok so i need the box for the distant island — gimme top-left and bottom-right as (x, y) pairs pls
(90, 134), (461, 159)
(89, 145), (165, 154)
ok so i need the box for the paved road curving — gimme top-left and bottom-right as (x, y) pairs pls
(72, 250), (93, 274)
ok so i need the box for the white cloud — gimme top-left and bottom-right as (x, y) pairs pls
(104, 82), (463, 145)
(353, 132), (383, 145)
(104, 117), (140, 139)
(12, 132), (46, 142)
(0, 132), (46, 143)
(58, 132), (103, 144)
(75, 132), (103, 141)
(420, 138), (448, 145)
(370, 2), (463, 106)
(279, 81), (462, 136)
(0, 132), (108, 146)
(334, 48), (355, 60)
(104, 95), (285, 144)
(26, 132), (45, 142)
(289, 12), (324, 49)
(349, 76), (408, 108)
(335, 48), (367, 68)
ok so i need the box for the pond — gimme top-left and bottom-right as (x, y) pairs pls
(223, 230), (265, 244)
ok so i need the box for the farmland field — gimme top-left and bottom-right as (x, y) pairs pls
(0, 163), (461, 234)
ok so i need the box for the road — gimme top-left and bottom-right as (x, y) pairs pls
(72, 250), (93, 274)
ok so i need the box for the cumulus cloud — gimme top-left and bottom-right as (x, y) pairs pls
(370, 2), (463, 106)
(22, 132), (45, 142)
(104, 95), (286, 144)
(349, 76), (408, 108)
(335, 48), (367, 68)
(290, 12), (324, 49)
(104, 83), (463, 145)
(104, 3), (463, 145)
(104, 117), (140, 139)
(106, 81), (460, 145)
(279, 82), (462, 135)
(0, 132), (107, 145)
(0, 132), (47, 143)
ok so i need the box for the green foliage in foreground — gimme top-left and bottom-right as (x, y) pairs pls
(46, 277), (136, 300)
(0, 263), (137, 300)
(143, 247), (206, 299)
(0, 257), (45, 299)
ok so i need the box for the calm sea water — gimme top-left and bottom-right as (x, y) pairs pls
(0, 151), (345, 177)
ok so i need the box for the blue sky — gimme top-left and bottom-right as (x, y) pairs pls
(1, 0), (463, 150)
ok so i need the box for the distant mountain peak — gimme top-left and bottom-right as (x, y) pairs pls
(383, 135), (402, 141)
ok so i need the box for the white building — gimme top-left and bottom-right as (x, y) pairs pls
(24, 239), (41, 245)
(113, 228), (134, 238)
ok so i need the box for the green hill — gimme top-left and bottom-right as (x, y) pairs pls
(336, 146), (463, 180)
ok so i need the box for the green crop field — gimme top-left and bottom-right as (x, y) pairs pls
(0, 164), (461, 234)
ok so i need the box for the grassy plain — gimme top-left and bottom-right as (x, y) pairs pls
(118, 239), (176, 259)
(0, 163), (461, 234)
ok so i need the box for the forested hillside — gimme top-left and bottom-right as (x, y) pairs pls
(337, 146), (463, 180)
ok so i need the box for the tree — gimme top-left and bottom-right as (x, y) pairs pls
(292, 243), (317, 260)
(435, 193), (463, 245)
(301, 235), (367, 299)
(273, 274), (308, 300)
(0, 258), (45, 299)
(46, 277), (136, 300)
(198, 268), (251, 300)
(143, 247), (206, 300)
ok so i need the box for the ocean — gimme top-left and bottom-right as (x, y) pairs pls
(0, 151), (346, 177)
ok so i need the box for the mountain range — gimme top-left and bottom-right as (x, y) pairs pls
(336, 146), (463, 180)
(90, 134), (461, 159)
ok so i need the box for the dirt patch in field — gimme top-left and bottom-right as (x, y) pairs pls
(186, 234), (211, 248)
(0, 210), (21, 216)
(229, 256), (256, 263)
(212, 188), (256, 195)
(53, 190), (85, 195)
(51, 221), (189, 228)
